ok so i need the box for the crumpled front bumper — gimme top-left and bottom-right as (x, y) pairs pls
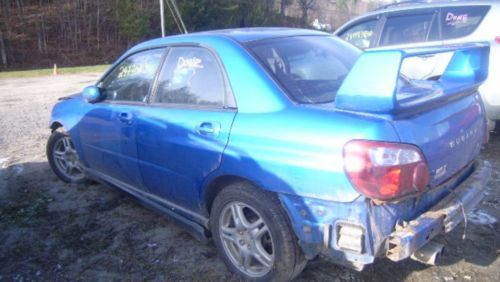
(386, 160), (492, 261)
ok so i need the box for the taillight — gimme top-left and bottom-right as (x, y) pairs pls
(495, 36), (500, 44)
(343, 140), (430, 201)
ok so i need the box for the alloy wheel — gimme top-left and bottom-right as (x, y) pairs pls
(52, 136), (84, 181)
(219, 201), (274, 278)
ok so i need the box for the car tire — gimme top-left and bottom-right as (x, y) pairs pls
(210, 182), (307, 281)
(47, 130), (87, 184)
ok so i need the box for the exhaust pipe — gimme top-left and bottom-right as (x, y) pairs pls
(410, 241), (445, 265)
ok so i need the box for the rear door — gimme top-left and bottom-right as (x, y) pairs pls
(375, 8), (440, 48)
(439, 5), (491, 43)
(373, 8), (449, 80)
(136, 46), (236, 210)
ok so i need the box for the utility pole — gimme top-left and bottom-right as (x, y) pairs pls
(160, 0), (165, 37)
(170, 0), (187, 34)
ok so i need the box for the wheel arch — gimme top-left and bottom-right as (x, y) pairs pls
(207, 174), (308, 280)
(202, 174), (262, 216)
(49, 121), (65, 132)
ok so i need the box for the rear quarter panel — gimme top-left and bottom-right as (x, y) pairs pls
(211, 105), (401, 202)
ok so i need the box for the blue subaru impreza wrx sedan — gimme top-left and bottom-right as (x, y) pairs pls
(47, 28), (491, 280)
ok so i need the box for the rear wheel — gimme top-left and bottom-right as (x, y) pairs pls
(210, 182), (306, 281)
(47, 130), (87, 183)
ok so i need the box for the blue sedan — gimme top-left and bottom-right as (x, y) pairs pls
(47, 28), (491, 280)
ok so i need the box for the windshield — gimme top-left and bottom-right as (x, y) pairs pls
(248, 36), (360, 104)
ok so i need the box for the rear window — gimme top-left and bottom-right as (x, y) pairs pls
(248, 36), (360, 104)
(440, 6), (490, 40)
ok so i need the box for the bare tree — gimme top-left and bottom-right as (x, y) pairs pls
(264, 0), (275, 13)
(336, 0), (360, 22)
(298, 0), (315, 26)
(0, 29), (7, 67)
(280, 0), (292, 16)
(0, 0), (373, 70)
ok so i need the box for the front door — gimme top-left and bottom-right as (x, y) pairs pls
(78, 48), (165, 189)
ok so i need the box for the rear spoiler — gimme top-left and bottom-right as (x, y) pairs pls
(335, 43), (490, 114)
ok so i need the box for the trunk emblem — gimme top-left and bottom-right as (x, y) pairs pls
(448, 124), (480, 149)
(434, 165), (447, 180)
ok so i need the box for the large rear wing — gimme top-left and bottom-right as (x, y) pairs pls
(335, 43), (490, 114)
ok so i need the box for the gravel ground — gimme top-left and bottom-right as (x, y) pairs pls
(0, 74), (498, 281)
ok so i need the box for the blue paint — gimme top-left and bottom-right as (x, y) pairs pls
(82, 85), (101, 103)
(48, 28), (491, 270)
(336, 43), (489, 114)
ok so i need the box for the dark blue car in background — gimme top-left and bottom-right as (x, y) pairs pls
(47, 28), (491, 280)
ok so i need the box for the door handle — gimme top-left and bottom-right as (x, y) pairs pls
(196, 122), (220, 137)
(118, 112), (133, 124)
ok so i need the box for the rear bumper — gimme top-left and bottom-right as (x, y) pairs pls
(386, 160), (492, 261)
(279, 160), (491, 270)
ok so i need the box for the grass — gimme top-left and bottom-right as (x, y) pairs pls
(0, 64), (110, 79)
(0, 192), (49, 227)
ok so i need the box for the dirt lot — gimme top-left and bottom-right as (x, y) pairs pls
(0, 73), (498, 281)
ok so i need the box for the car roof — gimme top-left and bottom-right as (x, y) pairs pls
(127, 27), (329, 56)
(334, 0), (498, 34)
(195, 27), (328, 43)
(377, 0), (499, 12)
(156, 27), (327, 44)
(382, 0), (495, 13)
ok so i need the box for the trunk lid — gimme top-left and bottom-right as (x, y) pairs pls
(391, 91), (485, 187)
(336, 43), (490, 187)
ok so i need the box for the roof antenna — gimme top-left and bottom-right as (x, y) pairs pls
(163, 0), (188, 35)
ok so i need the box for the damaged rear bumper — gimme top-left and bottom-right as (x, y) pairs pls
(386, 160), (492, 261)
(278, 160), (491, 270)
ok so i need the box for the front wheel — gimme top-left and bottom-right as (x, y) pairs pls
(210, 182), (307, 281)
(47, 130), (87, 183)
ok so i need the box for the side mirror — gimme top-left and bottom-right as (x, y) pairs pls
(82, 86), (101, 103)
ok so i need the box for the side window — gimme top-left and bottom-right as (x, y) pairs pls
(99, 49), (164, 102)
(339, 19), (378, 49)
(380, 13), (435, 46)
(154, 47), (224, 107)
(441, 6), (489, 40)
